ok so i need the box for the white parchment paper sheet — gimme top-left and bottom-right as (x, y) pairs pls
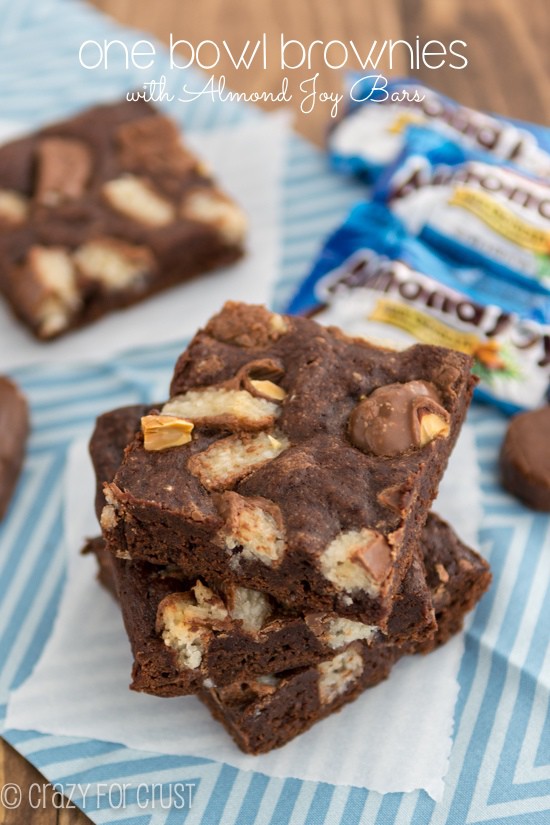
(6, 422), (482, 801)
(0, 113), (289, 370)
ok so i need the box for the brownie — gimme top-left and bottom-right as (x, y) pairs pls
(197, 519), (491, 755)
(0, 376), (29, 519)
(0, 100), (246, 340)
(102, 302), (476, 626)
(413, 516), (492, 652)
(198, 646), (399, 754)
(86, 510), (491, 697)
(86, 535), (433, 695)
(500, 407), (550, 511)
(89, 404), (152, 521)
(87, 535), (117, 599)
(88, 404), (436, 695)
(90, 515), (491, 753)
(90, 402), (436, 645)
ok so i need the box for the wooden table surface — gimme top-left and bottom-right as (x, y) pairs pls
(1, 0), (549, 822)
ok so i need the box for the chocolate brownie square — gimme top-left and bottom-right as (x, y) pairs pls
(89, 402), (438, 650)
(102, 302), (476, 626)
(89, 513), (490, 753)
(85, 536), (433, 696)
(0, 100), (246, 339)
(197, 514), (491, 754)
(197, 647), (399, 754)
(87, 510), (490, 699)
(88, 403), (435, 697)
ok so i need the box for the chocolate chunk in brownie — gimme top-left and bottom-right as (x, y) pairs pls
(0, 100), (246, 340)
(0, 376), (29, 519)
(102, 302), (476, 626)
(500, 406), (550, 511)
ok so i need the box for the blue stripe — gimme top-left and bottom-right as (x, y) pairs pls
(535, 702), (550, 768)
(374, 794), (402, 825)
(11, 571), (65, 690)
(0, 463), (64, 670)
(337, 788), (368, 825)
(57, 756), (213, 784)
(268, 778), (303, 825)
(198, 764), (239, 825)
(304, 783), (334, 825)
(21, 740), (126, 766)
(488, 570), (550, 802)
(233, 773), (270, 825)
(410, 794), (436, 825)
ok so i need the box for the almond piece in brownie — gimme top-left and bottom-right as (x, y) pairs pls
(0, 100), (246, 340)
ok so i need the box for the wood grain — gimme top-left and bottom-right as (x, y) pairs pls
(2, 1), (548, 823)
(400, 0), (550, 125)
(0, 739), (87, 824)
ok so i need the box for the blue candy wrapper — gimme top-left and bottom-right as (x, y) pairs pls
(329, 75), (550, 183)
(288, 203), (550, 413)
(373, 126), (550, 296)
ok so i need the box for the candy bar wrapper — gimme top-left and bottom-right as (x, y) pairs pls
(373, 126), (550, 297)
(287, 203), (550, 414)
(329, 75), (550, 183)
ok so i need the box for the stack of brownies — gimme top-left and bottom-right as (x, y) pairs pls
(87, 301), (491, 753)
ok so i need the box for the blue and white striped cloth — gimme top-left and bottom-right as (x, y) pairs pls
(0, 2), (548, 822)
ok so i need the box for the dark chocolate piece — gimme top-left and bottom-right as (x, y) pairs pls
(0, 100), (246, 340)
(102, 303), (476, 626)
(0, 377), (29, 519)
(500, 406), (550, 511)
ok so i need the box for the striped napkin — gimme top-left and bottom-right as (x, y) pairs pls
(1, 1), (548, 823)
